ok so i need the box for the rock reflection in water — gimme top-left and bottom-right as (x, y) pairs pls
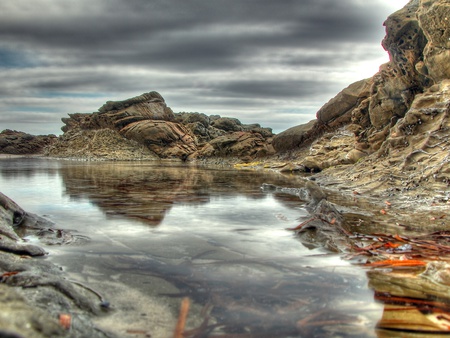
(59, 162), (302, 226)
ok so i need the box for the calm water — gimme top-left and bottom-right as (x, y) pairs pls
(0, 158), (383, 337)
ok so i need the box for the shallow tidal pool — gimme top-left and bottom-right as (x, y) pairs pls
(0, 158), (384, 337)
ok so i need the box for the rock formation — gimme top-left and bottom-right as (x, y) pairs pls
(9, 0), (450, 199)
(273, 0), (450, 197)
(0, 192), (113, 337)
(48, 92), (274, 161)
(0, 129), (56, 155)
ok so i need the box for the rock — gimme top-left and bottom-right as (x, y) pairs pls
(271, 0), (450, 199)
(367, 0), (427, 130)
(98, 91), (174, 121)
(194, 131), (275, 159)
(272, 79), (370, 153)
(119, 120), (197, 158)
(0, 192), (115, 337)
(0, 237), (47, 256)
(46, 128), (159, 160)
(0, 130), (56, 155)
(418, 0), (450, 83)
(317, 79), (371, 126)
(51, 92), (273, 160)
(211, 117), (243, 132)
(174, 112), (211, 128)
(0, 283), (66, 338)
(272, 120), (317, 152)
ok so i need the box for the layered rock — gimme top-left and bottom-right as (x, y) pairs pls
(274, 0), (450, 196)
(0, 192), (114, 337)
(0, 129), (56, 155)
(49, 92), (274, 160)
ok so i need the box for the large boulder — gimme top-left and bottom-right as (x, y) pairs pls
(271, 78), (370, 154)
(119, 120), (197, 158)
(317, 79), (371, 126)
(272, 120), (317, 153)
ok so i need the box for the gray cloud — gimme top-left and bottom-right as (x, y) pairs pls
(0, 0), (409, 135)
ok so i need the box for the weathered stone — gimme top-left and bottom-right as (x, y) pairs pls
(52, 92), (273, 160)
(317, 79), (371, 125)
(98, 91), (170, 116)
(211, 117), (243, 132)
(46, 128), (159, 160)
(0, 130), (56, 155)
(0, 193), (115, 337)
(174, 112), (211, 128)
(194, 131), (274, 159)
(119, 120), (197, 158)
(272, 120), (317, 152)
(418, 0), (450, 83)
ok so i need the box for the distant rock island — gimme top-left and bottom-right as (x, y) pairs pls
(45, 91), (274, 161)
(3, 0), (450, 198)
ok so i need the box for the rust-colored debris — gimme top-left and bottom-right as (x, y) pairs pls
(59, 313), (71, 330)
(174, 297), (190, 338)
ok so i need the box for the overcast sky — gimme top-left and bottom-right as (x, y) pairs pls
(0, 0), (410, 135)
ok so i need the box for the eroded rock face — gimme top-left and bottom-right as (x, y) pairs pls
(275, 0), (450, 187)
(193, 131), (274, 159)
(50, 92), (274, 160)
(120, 120), (197, 158)
(418, 0), (450, 83)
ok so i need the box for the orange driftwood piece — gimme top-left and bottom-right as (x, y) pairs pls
(365, 259), (427, 268)
(173, 297), (190, 338)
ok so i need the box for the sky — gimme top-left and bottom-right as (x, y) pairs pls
(0, 0), (410, 135)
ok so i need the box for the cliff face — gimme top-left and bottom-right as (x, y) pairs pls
(274, 0), (450, 196)
(48, 92), (274, 160)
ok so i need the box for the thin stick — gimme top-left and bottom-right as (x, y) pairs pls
(173, 297), (190, 338)
(286, 217), (318, 231)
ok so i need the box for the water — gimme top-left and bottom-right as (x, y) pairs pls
(0, 158), (382, 337)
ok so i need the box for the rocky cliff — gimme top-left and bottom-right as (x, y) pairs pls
(273, 0), (450, 198)
(47, 91), (274, 161)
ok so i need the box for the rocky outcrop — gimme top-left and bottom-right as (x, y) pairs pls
(49, 92), (274, 161)
(193, 131), (274, 159)
(272, 79), (371, 154)
(0, 192), (114, 337)
(0, 129), (56, 155)
(272, 120), (317, 153)
(273, 0), (450, 197)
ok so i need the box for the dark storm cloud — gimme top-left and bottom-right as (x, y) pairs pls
(0, 0), (389, 70)
(0, 0), (408, 134)
(218, 79), (336, 99)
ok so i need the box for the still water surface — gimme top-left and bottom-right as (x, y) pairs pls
(0, 158), (383, 337)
